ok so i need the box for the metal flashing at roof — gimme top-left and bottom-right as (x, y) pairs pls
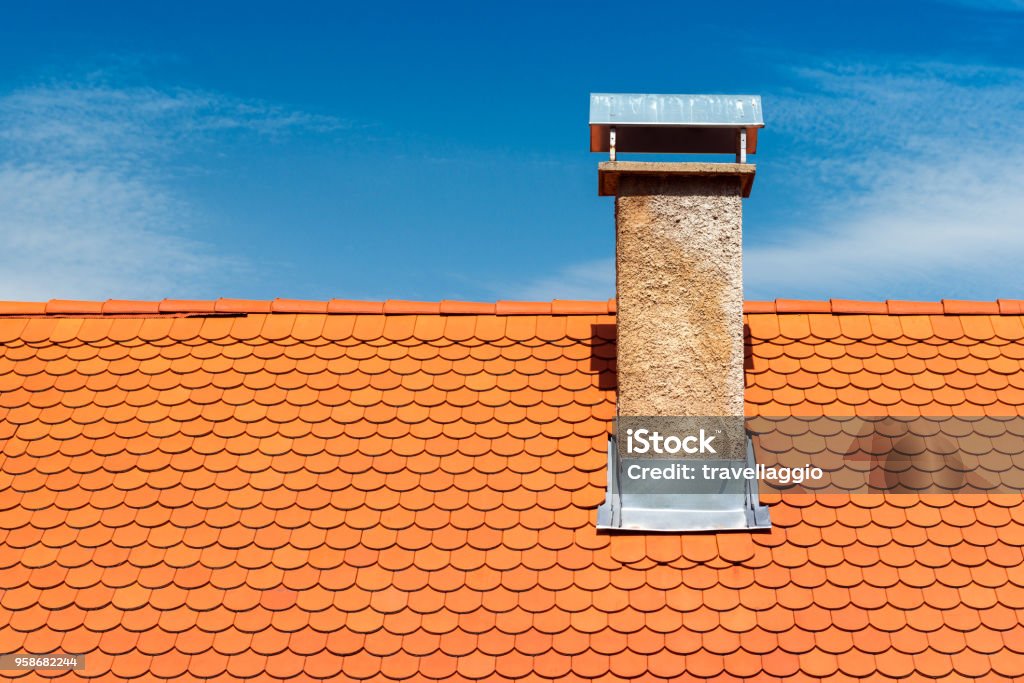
(596, 436), (772, 533)
(590, 93), (764, 160)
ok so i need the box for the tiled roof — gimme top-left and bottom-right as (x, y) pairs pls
(1, 300), (1022, 681)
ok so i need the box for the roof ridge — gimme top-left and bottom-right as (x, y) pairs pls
(750, 298), (1023, 315)
(0, 297), (1021, 316)
(0, 298), (619, 317)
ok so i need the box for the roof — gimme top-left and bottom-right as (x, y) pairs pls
(1, 299), (1023, 681)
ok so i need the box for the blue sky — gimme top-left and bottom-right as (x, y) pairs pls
(0, 0), (1022, 302)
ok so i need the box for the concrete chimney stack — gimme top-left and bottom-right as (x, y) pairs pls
(589, 94), (763, 419)
(601, 162), (755, 417)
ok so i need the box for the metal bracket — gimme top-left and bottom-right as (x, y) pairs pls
(736, 128), (747, 163)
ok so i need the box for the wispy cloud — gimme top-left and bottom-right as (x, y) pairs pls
(0, 77), (340, 300)
(510, 258), (614, 301)
(746, 62), (1024, 300)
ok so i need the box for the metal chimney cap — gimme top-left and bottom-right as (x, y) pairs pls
(589, 93), (764, 127)
(589, 93), (764, 161)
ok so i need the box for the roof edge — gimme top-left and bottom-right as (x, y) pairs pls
(0, 298), (619, 317)
(0, 298), (1020, 317)
(747, 299), (1024, 315)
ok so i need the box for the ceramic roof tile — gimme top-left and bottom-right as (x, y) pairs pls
(1, 300), (1023, 680)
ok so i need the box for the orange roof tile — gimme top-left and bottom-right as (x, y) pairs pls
(0, 299), (1023, 680)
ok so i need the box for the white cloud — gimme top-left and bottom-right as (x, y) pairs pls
(744, 156), (1024, 300)
(0, 80), (339, 300)
(511, 258), (614, 301)
(746, 62), (1024, 301)
(0, 163), (234, 300)
(0, 83), (339, 164)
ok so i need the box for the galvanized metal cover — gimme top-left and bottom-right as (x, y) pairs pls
(596, 436), (771, 533)
(589, 93), (764, 127)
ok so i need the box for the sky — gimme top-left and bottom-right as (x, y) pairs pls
(0, 0), (1022, 303)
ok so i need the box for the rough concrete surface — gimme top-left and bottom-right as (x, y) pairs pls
(614, 172), (745, 426)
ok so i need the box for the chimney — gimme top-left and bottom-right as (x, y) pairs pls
(591, 94), (770, 532)
(590, 94), (761, 419)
